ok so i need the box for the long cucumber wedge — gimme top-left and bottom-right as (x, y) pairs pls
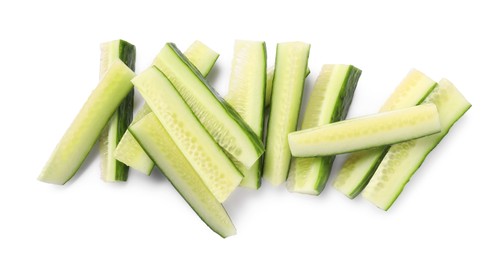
(287, 64), (361, 195)
(225, 40), (266, 189)
(114, 41), (219, 175)
(39, 61), (135, 184)
(132, 67), (242, 202)
(363, 79), (471, 210)
(263, 42), (310, 186)
(333, 69), (437, 198)
(289, 103), (442, 157)
(153, 43), (264, 168)
(98, 39), (136, 182)
(129, 113), (236, 238)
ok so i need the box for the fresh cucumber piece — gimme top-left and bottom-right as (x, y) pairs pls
(98, 39), (136, 182)
(333, 69), (437, 198)
(224, 40), (266, 189)
(114, 41), (218, 175)
(132, 67), (242, 202)
(363, 79), (471, 210)
(289, 103), (442, 157)
(153, 43), (264, 169)
(287, 64), (361, 195)
(38, 61), (135, 184)
(265, 66), (310, 107)
(263, 42), (310, 186)
(129, 113), (236, 238)
(184, 40), (219, 77)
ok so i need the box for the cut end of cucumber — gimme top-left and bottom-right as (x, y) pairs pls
(380, 69), (436, 112)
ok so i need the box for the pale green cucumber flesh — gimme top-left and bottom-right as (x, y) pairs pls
(153, 43), (263, 169)
(99, 39), (136, 182)
(184, 40), (219, 77)
(287, 64), (361, 194)
(129, 113), (236, 238)
(38, 61), (135, 184)
(114, 42), (218, 175)
(263, 42), (311, 186)
(132, 67), (242, 202)
(224, 40), (266, 189)
(289, 103), (441, 157)
(363, 79), (471, 210)
(265, 66), (311, 107)
(333, 69), (437, 197)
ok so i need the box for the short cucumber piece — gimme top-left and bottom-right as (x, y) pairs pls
(363, 79), (471, 210)
(289, 103), (442, 157)
(153, 43), (264, 169)
(263, 42), (310, 186)
(114, 41), (218, 175)
(132, 67), (242, 202)
(287, 64), (361, 195)
(333, 69), (437, 198)
(129, 113), (236, 238)
(98, 39), (136, 182)
(38, 61), (135, 184)
(265, 66), (310, 107)
(224, 40), (266, 189)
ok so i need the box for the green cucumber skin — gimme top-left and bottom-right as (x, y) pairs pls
(111, 40), (136, 181)
(313, 66), (361, 193)
(346, 148), (389, 198)
(157, 43), (264, 163)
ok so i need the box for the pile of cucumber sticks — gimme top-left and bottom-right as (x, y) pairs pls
(39, 40), (471, 238)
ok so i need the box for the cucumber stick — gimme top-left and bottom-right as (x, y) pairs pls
(287, 64), (361, 195)
(114, 41), (218, 175)
(129, 113), (236, 238)
(333, 69), (437, 198)
(224, 40), (266, 189)
(98, 40), (136, 182)
(289, 104), (441, 157)
(263, 42), (310, 186)
(132, 67), (242, 202)
(153, 43), (264, 169)
(39, 61), (135, 184)
(363, 79), (471, 210)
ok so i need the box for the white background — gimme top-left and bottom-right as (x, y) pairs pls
(1, 0), (502, 259)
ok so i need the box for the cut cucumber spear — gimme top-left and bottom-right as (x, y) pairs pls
(132, 67), (242, 202)
(153, 43), (264, 169)
(98, 39), (136, 182)
(263, 42), (310, 186)
(114, 41), (219, 175)
(287, 64), (361, 195)
(224, 40), (266, 189)
(38, 61), (135, 184)
(288, 103), (442, 157)
(129, 113), (236, 238)
(363, 79), (471, 210)
(333, 69), (437, 198)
